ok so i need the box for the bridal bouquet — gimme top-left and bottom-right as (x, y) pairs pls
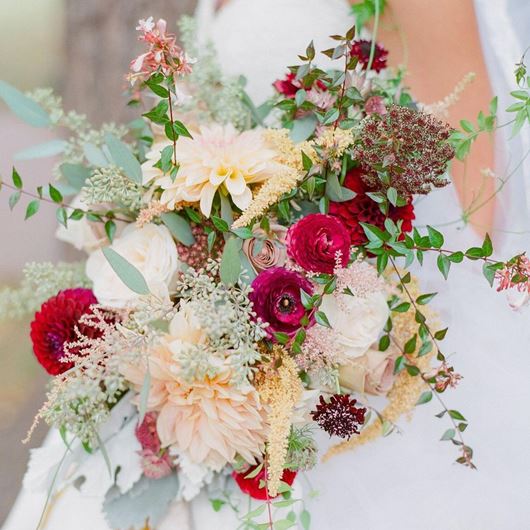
(1, 16), (529, 530)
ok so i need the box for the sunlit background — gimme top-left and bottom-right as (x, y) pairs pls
(0, 0), (196, 522)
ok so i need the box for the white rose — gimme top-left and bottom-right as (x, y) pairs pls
(55, 194), (107, 253)
(320, 290), (389, 358)
(86, 223), (181, 308)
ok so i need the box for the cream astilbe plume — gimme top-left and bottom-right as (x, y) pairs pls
(255, 347), (303, 496)
(232, 129), (316, 228)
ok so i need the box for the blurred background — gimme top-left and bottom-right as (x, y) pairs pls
(0, 0), (196, 522)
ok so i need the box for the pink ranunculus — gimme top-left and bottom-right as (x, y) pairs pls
(249, 267), (313, 338)
(286, 214), (351, 274)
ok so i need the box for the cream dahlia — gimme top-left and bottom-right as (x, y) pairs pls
(121, 303), (267, 471)
(142, 124), (285, 216)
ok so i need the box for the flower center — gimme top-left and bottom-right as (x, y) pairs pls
(277, 294), (296, 314)
(46, 331), (65, 358)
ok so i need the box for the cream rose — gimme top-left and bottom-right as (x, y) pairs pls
(339, 346), (398, 396)
(86, 223), (181, 308)
(320, 290), (389, 358)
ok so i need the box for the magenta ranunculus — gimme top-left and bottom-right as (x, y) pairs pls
(286, 214), (351, 274)
(249, 267), (313, 338)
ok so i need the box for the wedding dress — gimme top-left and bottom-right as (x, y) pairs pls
(4, 1), (530, 529)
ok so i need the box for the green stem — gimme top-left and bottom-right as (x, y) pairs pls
(367, 0), (381, 71)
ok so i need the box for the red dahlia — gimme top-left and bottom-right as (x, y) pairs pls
(30, 288), (100, 375)
(329, 168), (415, 246)
(232, 464), (297, 501)
(350, 39), (388, 72)
(311, 394), (366, 439)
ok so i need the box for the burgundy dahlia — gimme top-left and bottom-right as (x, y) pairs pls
(30, 288), (100, 375)
(350, 39), (388, 72)
(249, 267), (313, 338)
(286, 214), (351, 274)
(232, 464), (297, 501)
(311, 394), (366, 439)
(329, 168), (415, 246)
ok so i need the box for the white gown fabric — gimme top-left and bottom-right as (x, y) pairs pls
(4, 1), (530, 529)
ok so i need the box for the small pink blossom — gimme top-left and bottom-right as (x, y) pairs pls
(425, 361), (462, 393)
(495, 254), (530, 309)
(128, 17), (195, 89)
(365, 96), (387, 115)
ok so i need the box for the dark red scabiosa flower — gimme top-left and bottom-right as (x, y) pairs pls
(30, 288), (100, 375)
(350, 39), (388, 72)
(232, 464), (297, 501)
(286, 214), (351, 274)
(329, 168), (415, 246)
(273, 72), (327, 98)
(249, 267), (313, 338)
(311, 394), (366, 439)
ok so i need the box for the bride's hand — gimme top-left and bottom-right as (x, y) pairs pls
(372, 0), (495, 237)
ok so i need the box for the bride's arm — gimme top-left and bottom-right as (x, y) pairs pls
(373, 0), (495, 236)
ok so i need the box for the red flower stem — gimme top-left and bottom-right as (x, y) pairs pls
(263, 456), (274, 530)
(166, 83), (178, 168)
(0, 181), (132, 223)
(389, 256), (475, 468)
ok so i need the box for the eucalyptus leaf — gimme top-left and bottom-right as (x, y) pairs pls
(103, 474), (179, 530)
(83, 143), (109, 167)
(325, 172), (356, 202)
(105, 134), (142, 184)
(15, 139), (67, 160)
(220, 237), (242, 285)
(102, 247), (150, 295)
(160, 212), (195, 246)
(60, 163), (91, 191)
(0, 80), (51, 127)
(290, 114), (318, 142)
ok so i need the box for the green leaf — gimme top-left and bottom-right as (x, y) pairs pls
(326, 172), (356, 202)
(145, 82), (169, 98)
(211, 216), (230, 232)
(24, 199), (40, 219)
(427, 226), (444, 248)
(392, 302), (411, 313)
(210, 499), (226, 512)
(48, 184), (63, 204)
(437, 254), (451, 279)
(172, 120), (193, 138)
(105, 220), (117, 242)
(416, 292), (437, 305)
(448, 409), (466, 421)
(387, 186), (398, 206)
(379, 334), (390, 351)
(104, 134), (142, 184)
(441, 428), (456, 441)
(417, 341), (432, 357)
(273, 332), (290, 345)
(301, 150), (313, 171)
(465, 247), (485, 259)
(434, 328), (448, 340)
(300, 509), (311, 530)
(231, 227), (253, 239)
(56, 206), (68, 227)
(160, 212), (195, 246)
(0, 80), (51, 127)
(220, 237), (242, 285)
(447, 251), (464, 263)
(184, 206), (201, 224)
(290, 114), (318, 142)
(102, 247), (150, 295)
(12, 167), (23, 189)
(404, 334), (417, 354)
(416, 391), (433, 405)
(274, 519), (297, 530)
(315, 310), (331, 328)
(405, 364), (420, 376)
(482, 233), (493, 257)
(394, 355), (406, 374)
